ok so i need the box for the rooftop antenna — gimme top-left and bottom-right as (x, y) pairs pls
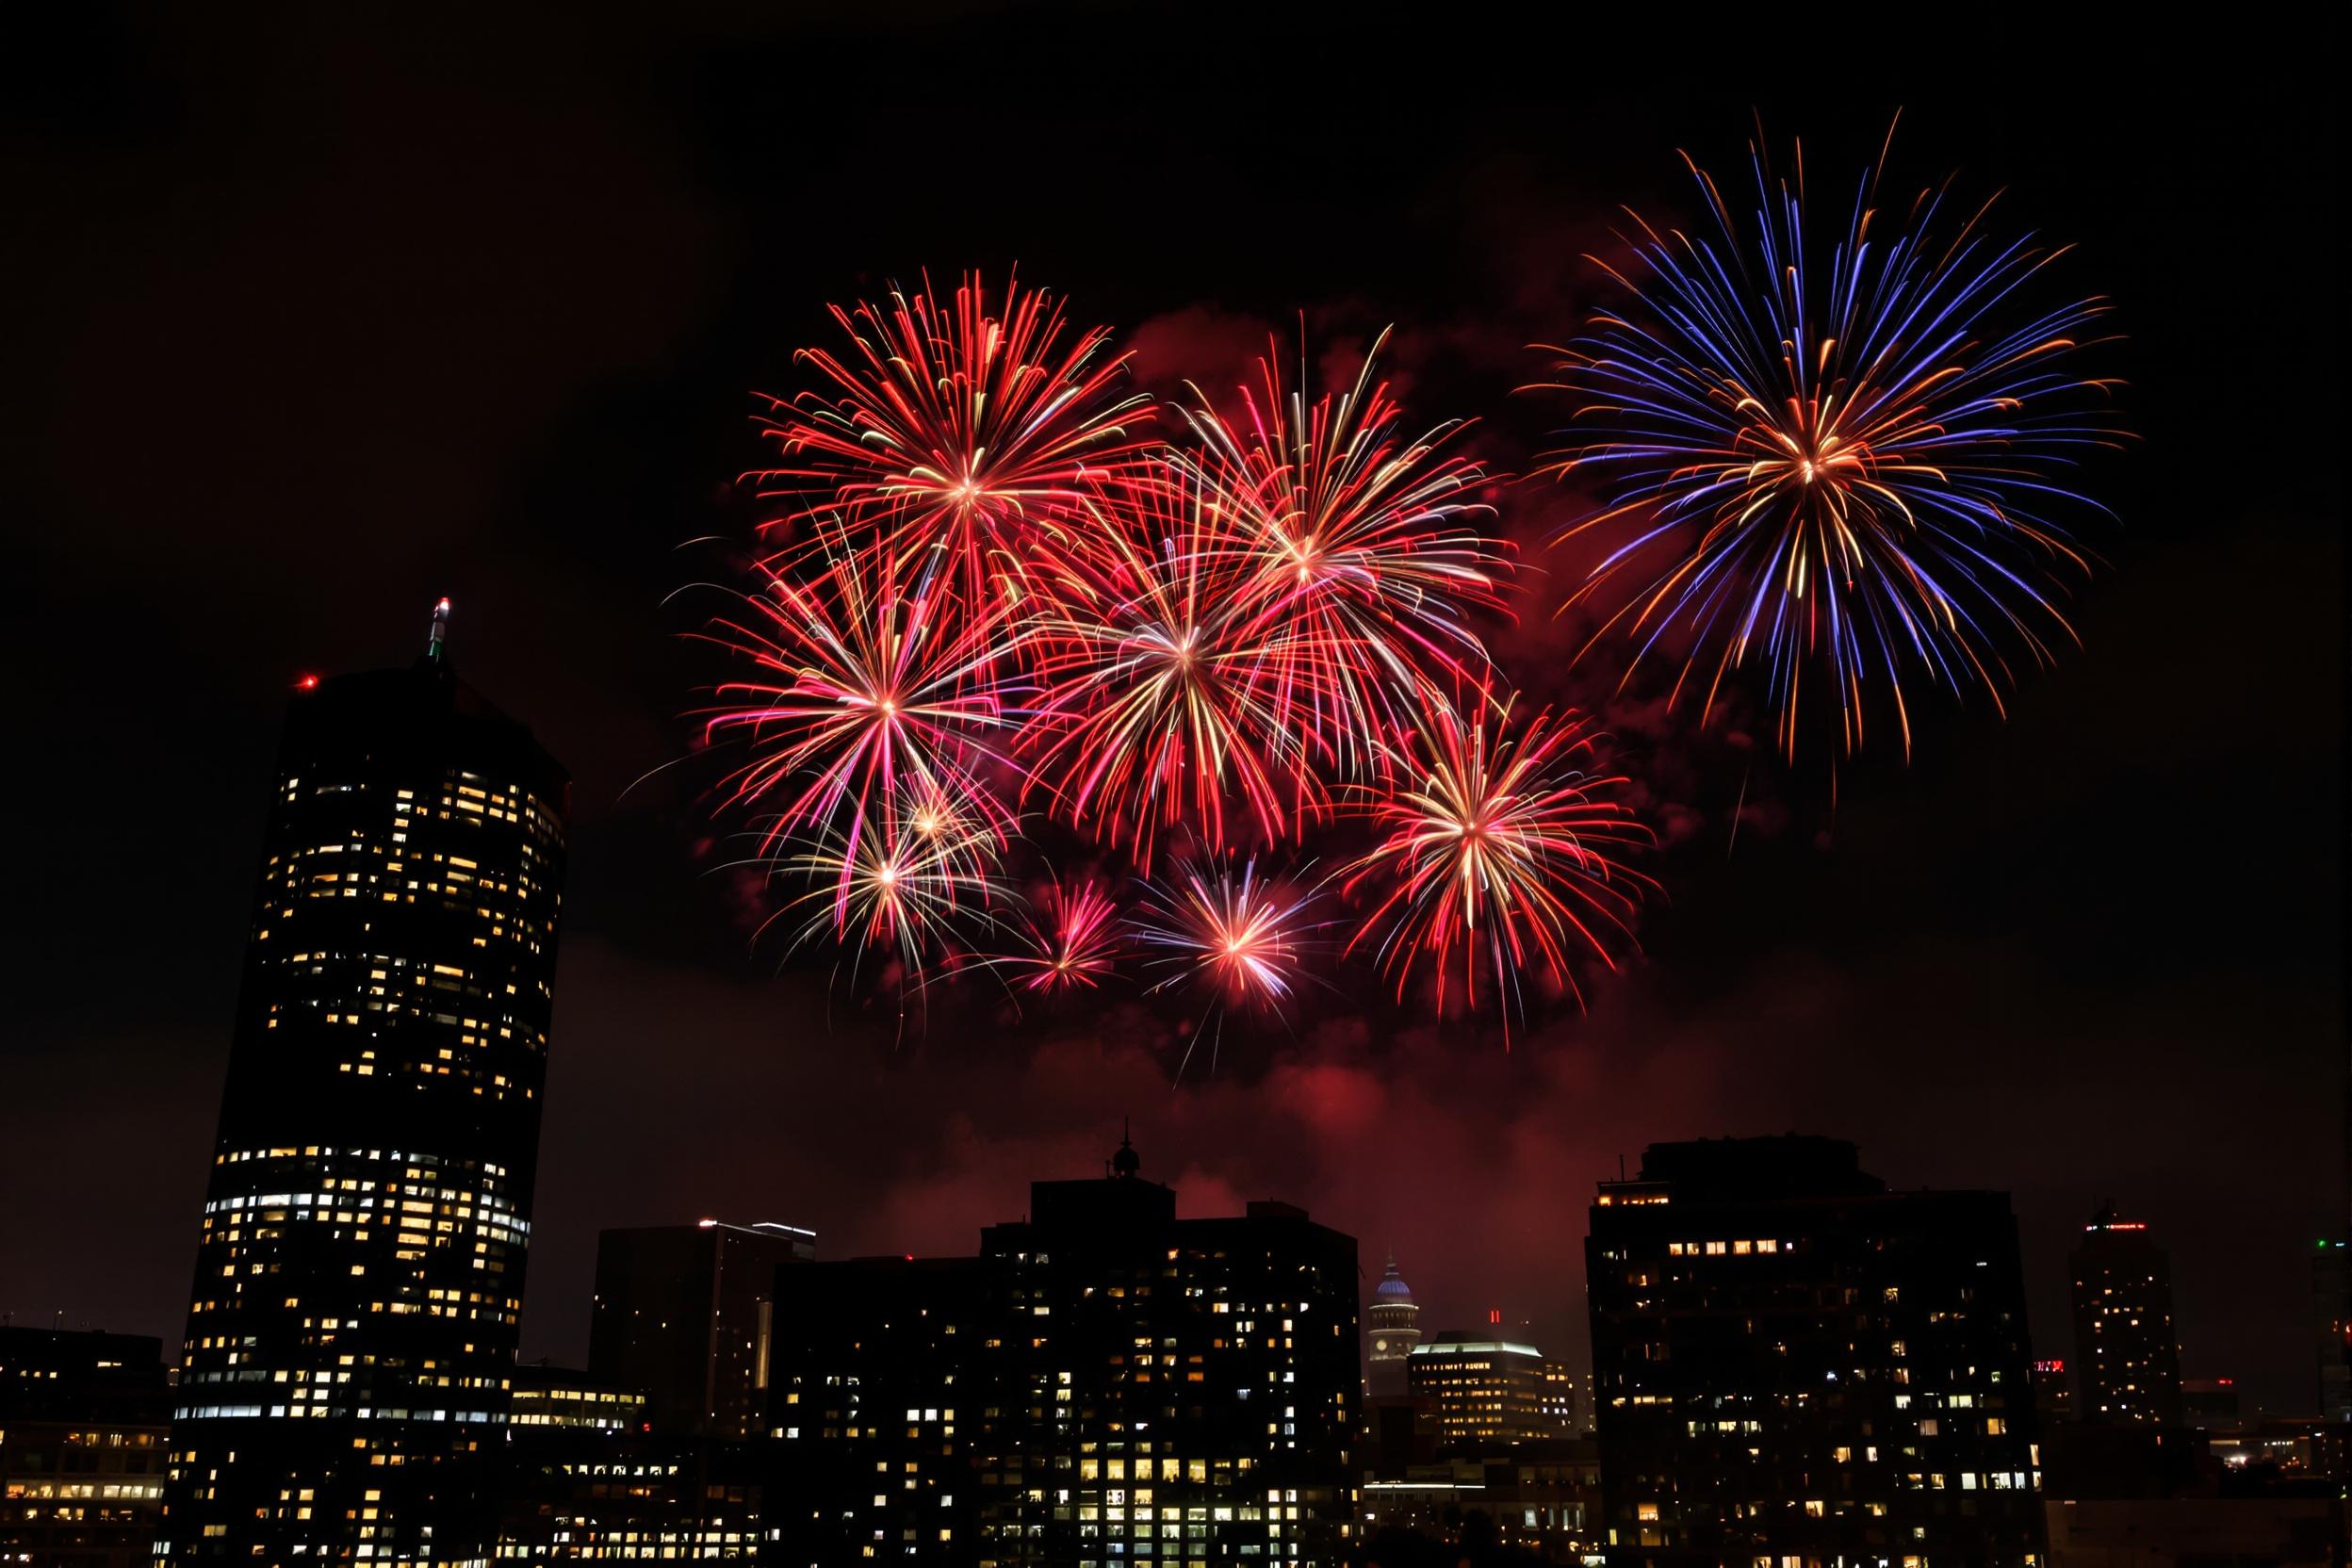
(427, 596), (451, 662)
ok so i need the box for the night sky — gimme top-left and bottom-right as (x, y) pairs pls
(4, 8), (2340, 1415)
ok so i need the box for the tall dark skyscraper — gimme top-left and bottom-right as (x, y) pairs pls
(2313, 1239), (2350, 1423)
(2068, 1202), (2185, 1428)
(588, 1218), (816, 1440)
(1586, 1136), (2045, 1567)
(159, 605), (569, 1565)
(763, 1136), (1363, 1566)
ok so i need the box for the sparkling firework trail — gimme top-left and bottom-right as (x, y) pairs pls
(988, 874), (1125, 995)
(753, 270), (1157, 620)
(1345, 694), (1652, 1021)
(1182, 329), (1511, 769)
(692, 535), (1024, 874)
(777, 785), (1010, 980)
(1020, 470), (1341, 866)
(1133, 857), (1325, 1069)
(1531, 126), (2124, 759)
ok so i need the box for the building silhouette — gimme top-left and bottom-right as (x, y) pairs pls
(1586, 1135), (2044, 1566)
(2313, 1238), (2350, 1422)
(1360, 1436), (1604, 1560)
(2033, 1359), (2075, 1426)
(0, 1328), (172, 1567)
(1366, 1252), (1422, 1399)
(157, 605), (569, 1564)
(763, 1134), (1362, 1565)
(1404, 1332), (1578, 1446)
(588, 1219), (814, 1440)
(2069, 1202), (2185, 1427)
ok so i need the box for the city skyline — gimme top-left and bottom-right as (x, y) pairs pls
(2, 15), (2342, 1559)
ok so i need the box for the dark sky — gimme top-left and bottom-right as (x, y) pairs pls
(3, 8), (2341, 1414)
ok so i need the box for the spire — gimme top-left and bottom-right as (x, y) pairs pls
(427, 596), (451, 663)
(1111, 1118), (1140, 1180)
(1374, 1250), (1414, 1303)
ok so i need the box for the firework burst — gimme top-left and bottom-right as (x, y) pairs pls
(1345, 694), (1652, 1021)
(988, 873), (1125, 996)
(692, 537), (1025, 872)
(1132, 857), (1325, 1070)
(1531, 125), (2125, 759)
(753, 270), (1157, 619)
(1020, 469), (1341, 865)
(777, 785), (1010, 980)
(1181, 330), (1511, 768)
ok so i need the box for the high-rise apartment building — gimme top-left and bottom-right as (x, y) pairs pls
(588, 1219), (815, 1440)
(2069, 1203), (2185, 1427)
(764, 1136), (1362, 1566)
(1587, 1135), (2045, 1567)
(158, 605), (569, 1565)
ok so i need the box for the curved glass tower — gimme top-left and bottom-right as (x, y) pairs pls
(159, 608), (567, 1566)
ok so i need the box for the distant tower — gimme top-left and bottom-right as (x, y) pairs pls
(1366, 1251), (1422, 1398)
(2069, 1200), (2186, 1426)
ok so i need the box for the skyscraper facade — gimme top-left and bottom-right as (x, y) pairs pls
(764, 1138), (1363, 1566)
(1404, 1333), (1578, 1446)
(159, 610), (569, 1565)
(2312, 1239), (2349, 1422)
(2068, 1203), (2185, 1427)
(1587, 1136), (2045, 1567)
(1365, 1253), (1422, 1400)
(588, 1218), (815, 1440)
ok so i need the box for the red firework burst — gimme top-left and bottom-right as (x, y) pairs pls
(753, 270), (1158, 620)
(1018, 468), (1342, 867)
(1344, 692), (1652, 1020)
(989, 874), (1125, 995)
(1180, 328), (1511, 772)
(693, 535), (1023, 869)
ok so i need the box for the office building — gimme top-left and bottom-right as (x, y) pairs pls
(2069, 1203), (2185, 1427)
(761, 1254), (980, 1561)
(2033, 1360), (2076, 1426)
(158, 604), (570, 1564)
(1405, 1333), (1578, 1446)
(1587, 1135), (2045, 1566)
(1366, 1252), (1422, 1400)
(495, 1366), (757, 1562)
(588, 1219), (815, 1440)
(2314, 1238), (2350, 1422)
(2180, 1379), (2241, 1429)
(2044, 1496), (2344, 1566)
(0, 1329), (172, 1567)
(765, 1135), (1363, 1565)
(1360, 1435), (1603, 1560)
(508, 1365), (646, 1433)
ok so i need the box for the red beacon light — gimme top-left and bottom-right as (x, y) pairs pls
(294, 674), (320, 692)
